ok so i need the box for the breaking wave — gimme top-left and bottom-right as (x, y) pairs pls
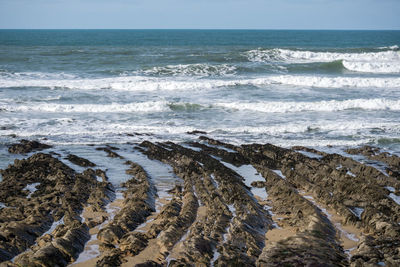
(3, 98), (400, 114)
(1, 101), (170, 113)
(138, 63), (236, 77)
(215, 98), (400, 113)
(246, 48), (400, 73)
(1, 74), (400, 90)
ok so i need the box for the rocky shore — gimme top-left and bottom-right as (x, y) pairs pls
(0, 137), (399, 266)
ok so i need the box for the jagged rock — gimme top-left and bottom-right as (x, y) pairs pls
(96, 147), (123, 159)
(251, 181), (266, 188)
(135, 261), (162, 267)
(96, 252), (122, 267)
(186, 130), (207, 135)
(1, 138), (400, 266)
(67, 154), (96, 167)
(8, 140), (52, 154)
(0, 152), (113, 265)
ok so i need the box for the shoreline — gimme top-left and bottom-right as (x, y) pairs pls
(0, 137), (399, 266)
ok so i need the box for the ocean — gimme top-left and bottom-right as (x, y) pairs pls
(0, 30), (400, 167)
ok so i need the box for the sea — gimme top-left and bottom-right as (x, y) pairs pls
(0, 30), (400, 172)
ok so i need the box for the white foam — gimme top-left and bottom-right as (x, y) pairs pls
(0, 71), (77, 80)
(246, 48), (400, 73)
(3, 98), (400, 116)
(2, 117), (398, 148)
(267, 75), (400, 88)
(379, 45), (399, 50)
(140, 63), (236, 77)
(0, 75), (244, 91)
(343, 60), (400, 73)
(246, 48), (400, 63)
(2, 101), (170, 113)
(218, 121), (400, 137)
(2, 74), (399, 91)
(215, 98), (400, 113)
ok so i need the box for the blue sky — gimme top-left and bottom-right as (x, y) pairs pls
(0, 0), (399, 29)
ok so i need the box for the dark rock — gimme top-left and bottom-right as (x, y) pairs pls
(96, 147), (124, 159)
(67, 154), (96, 167)
(8, 140), (52, 154)
(186, 130), (207, 135)
(0, 152), (113, 265)
(251, 181), (266, 188)
(135, 261), (163, 267)
(96, 252), (122, 267)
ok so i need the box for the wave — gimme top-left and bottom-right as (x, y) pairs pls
(0, 75), (243, 91)
(0, 71), (77, 79)
(342, 60), (400, 73)
(215, 98), (400, 113)
(246, 48), (400, 63)
(1, 101), (170, 113)
(2, 119), (398, 147)
(214, 122), (400, 136)
(138, 63), (236, 77)
(378, 45), (399, 50)
(1, 101), (215, 113)
(246, 48), (400, 73)
(1, 73), (400, 91)
(3, 98), (400, 115)
(265, 75), (400, 88)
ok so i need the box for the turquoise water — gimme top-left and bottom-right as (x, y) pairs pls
(0, 30), (400, 151)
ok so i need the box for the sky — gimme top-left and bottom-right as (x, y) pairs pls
(0, 0), (399, 30)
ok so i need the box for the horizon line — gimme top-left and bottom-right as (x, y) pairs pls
(1, 28), (400, 31)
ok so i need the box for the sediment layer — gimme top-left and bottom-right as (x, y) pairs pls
(0, 138), (399, 266)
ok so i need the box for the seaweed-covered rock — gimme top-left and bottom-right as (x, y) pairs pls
(8, 140), (52, 154)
